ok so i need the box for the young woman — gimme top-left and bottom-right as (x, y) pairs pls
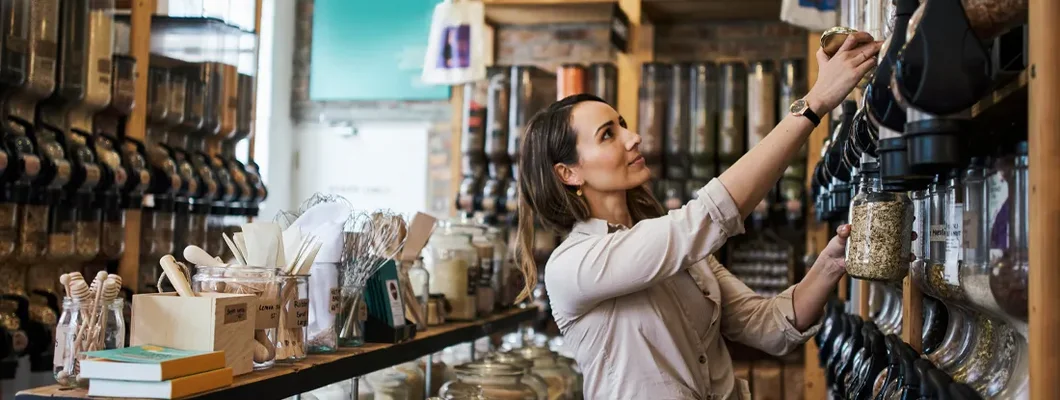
(513, 32), (882, 399)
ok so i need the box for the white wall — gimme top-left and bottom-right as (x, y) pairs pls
(292, 122), (430, 216)
(255, 0), (295, 221)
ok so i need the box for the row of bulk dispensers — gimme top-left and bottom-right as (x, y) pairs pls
(0, 0), (267, 388)
(811, 0), (1032, 399)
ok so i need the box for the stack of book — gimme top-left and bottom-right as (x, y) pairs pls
(80, 345), (233, 399)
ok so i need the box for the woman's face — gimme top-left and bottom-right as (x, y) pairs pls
(560, 101), (651, 193)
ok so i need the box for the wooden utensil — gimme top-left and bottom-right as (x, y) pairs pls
(159, 255), (197, 297)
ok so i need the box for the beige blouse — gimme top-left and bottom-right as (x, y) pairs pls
(544, 178), (820, 400)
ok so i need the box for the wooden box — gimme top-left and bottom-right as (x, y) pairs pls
(130, 292), (257, 376)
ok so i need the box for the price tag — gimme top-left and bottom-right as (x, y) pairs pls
(53, 325), (67, 367)
(944, 204), (964, 285)
(224, 303), (248, 324)
(286, 299), (310, 327)
(256, 300), (280, 330)
(329, 288), (341, 314)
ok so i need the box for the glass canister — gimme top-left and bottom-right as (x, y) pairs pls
(97, 196), (125, 260)
(718, 62), (747, 165)
(484, 228), (510, 310)
(368, 369), (411, 400)
(276, 274), (309, 362)
(73, 197), (101, 262)
(441, 363), (538, 400)
(53, 297), (126, 388)
(308, 262), (339, 353)
(510, 346), (576, 400)
(191, 265), (280, 369)
(487, 353), (550, 400)
(990, 142), (1028, 321)
(689, 62), (718, 181)
(408, 258), (431, 331)
(845, 171), (913, 281)
(557, 356), (583, 399)
(474, 241), (495, 317)
(424, 228), (479, 321)
(959, 157), (1008, 319)
(393, 361), (427, 399)
(637, 63), (668, 178)
(912, 172), (965, 302)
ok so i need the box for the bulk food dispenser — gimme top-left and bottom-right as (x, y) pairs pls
(171, 65), (213, 258)
(218, 73), (254, 230)
(139, 66), (180, 293)
(196, 62), (230, 260)
(154, 65), (197, 263)
(480, 68), (510, 226)
(0, 0), (59, 382)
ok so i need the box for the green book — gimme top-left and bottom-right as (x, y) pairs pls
(79, 345), (227, 381)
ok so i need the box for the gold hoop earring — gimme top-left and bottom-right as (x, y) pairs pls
(576, 188), (583, 197)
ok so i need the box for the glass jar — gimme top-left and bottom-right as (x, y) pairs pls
(393, 361), (427, 399)
(474, 242), (494, 317)
(990, 142), (1028, 321)
(483, 354), (549, 400)
(368, 369), (411, 400)
(845, 173), (913, 281)
(98, 205), (125, 261)
(913, 173), (965, 302)
(718, 62), (747, 163)
(191, 265), (280, 370)
(557, 356), (583, 399)
(276, 274), (308, 363)
(47, 199), (78, 262)
(510, 347), (576, 400)
(689, 62), (718, 181)
(637, 63), (668, 177)
(424, 228), (479, 321)
(441, 363), (538, 400)
(53, 297), (126, 387)
(0, 201), (18, 261)
(960, 158), (1008, 319)
(141, 207), (175, 258)
(14, 202), (47, 263)
(308, 262), (339, 353)
(74, 203), (101, 262)
(408, 258), (431, 331)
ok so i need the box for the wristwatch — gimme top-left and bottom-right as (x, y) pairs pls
(790, 98), (821, 127)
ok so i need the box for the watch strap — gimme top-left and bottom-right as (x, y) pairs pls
(802, 106), (821, 127)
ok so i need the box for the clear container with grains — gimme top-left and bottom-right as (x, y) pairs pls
(53, 296), (126, 388)
(74, 199), (101, 262)
(191, 266), (281, 370)
(366, 369), (410, 400)
(423, 225), (479, 321)
(912, 172), (966, 303)
(487, 353), (550, 400)
(959, 158), (1010, 321)
(637, 63), (668, 178)
(275, 274), (309, 362)
(718, 62), (747, 162)
(16, 203), (50, 263)
(990, 142), (1028, 322)
(98, 203), (125, 260)
(845, 171), (913, 281)
(308, 262), (339, 353)
(510, 346), (577, 400)
(47, 200), (78, 261)
(441, 363), (538, 400)
(0, 202), (19, 261)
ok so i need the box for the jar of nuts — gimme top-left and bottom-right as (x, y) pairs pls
(846, 166), (913, 282)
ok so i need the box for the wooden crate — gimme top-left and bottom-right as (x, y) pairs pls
(130, 292), (258, 376)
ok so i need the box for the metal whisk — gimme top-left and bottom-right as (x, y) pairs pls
(338, 210), (408, 341)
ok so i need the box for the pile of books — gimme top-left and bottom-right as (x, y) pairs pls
(80, 345), (233, 399)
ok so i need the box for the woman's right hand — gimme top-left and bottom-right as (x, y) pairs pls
(805, 31), (883, 114)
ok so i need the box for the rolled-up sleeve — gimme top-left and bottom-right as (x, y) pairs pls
(711, 258), (820, 356)
(546, 179), (745, 317)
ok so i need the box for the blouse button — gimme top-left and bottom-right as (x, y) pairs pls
(699, 355), (707, 364)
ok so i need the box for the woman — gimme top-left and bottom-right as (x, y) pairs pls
(513, 32), (882, 399)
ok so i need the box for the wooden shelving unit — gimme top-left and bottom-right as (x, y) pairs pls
(115, 0), (264, 293)
(15, 309), (536, 400)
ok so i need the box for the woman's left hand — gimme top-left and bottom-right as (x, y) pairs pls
(816, 224), (851, 278)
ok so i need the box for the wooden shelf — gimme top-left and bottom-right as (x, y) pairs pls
(15, 308), (536, 400)
(483, 0), (617, 25)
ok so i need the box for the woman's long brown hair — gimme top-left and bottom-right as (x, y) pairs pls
(514, 94), (664, 302)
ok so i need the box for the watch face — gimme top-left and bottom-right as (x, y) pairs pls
(790, 99), (807, 115)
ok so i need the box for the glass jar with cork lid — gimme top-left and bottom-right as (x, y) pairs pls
(441, 363), (539, 400)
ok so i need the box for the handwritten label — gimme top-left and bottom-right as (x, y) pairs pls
(286, 299), (310, 327)
(329, 288), (341, 314)
(256, 300), (280, 329)
(224, 303), (248, 324)
(929, 224), (947, 242)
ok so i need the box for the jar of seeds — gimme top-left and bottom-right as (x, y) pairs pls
(990, 142), (1029, 322)
(914, 172), (966, 302)
(846, 170), (913, 281)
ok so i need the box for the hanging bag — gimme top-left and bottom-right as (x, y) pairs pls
(422, 0), (486, 85)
